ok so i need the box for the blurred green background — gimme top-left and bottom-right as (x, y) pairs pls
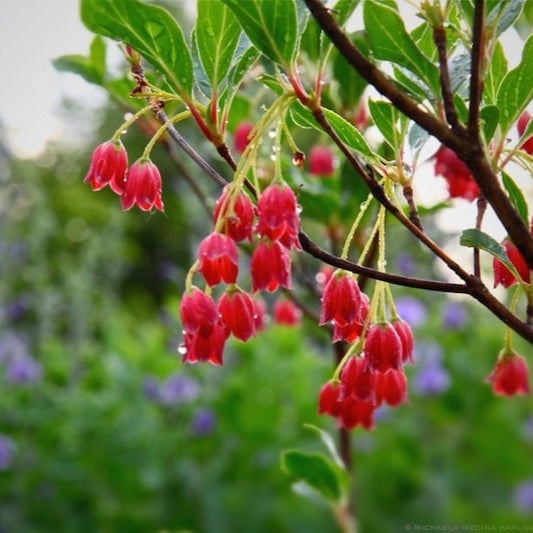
(1, 2), (533, 532)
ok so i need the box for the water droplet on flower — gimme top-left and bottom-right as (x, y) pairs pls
(122, 129), (128, 135)
(268, 129), (277, 138)
(178, 344), (187, 355)
(296, 204), (303, 214)
(124, 112), (133, 120)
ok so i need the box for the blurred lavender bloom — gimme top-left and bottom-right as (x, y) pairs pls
(395, 253), (416, 276)
(395, 296), (427, 328)
(142, 377), (161, 401)
(0, 434), (16, 470)
(158, 374), (200, 406)
(191, 408), (216, 436)
(0, 332), (28, 362)
(514, 480), (533, 512)
(5, 298), (29, 321)
(523, 415), (533, 441)
(5, 354), (42, 385)
(413, 341), (443, 365)
(413, 361), (450, 396)
(442, 301), (467, 330)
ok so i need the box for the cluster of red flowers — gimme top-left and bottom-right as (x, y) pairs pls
(179, 183), (301, 365)
(317, 269), (414, 430)
(434, 145), (479, 201)
(84, 141), (163, 211)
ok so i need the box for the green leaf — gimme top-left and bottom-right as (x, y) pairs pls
(195, 0), (241, 92)
(408, 122), (430, 159)
(502, 171), (529, 225)
(460, 228), (512, 270)
(497, 33), (533, 132)
(449, 53), (471, 95)
(80, 0), (193, 96)
(480, 105), (500, 142)
(368, 99), (401, 150)
(221, 0), (300, 66)
(493, 0), (524, 37)
(281, 450), (349, 503)
(303, 424), (344, 467)
(290, 102), (374, 158)
(363, 0), (440, 96)
(485, 41), (508, 104)
(53, 36), (106, 85)
(332, 32), (368, 109)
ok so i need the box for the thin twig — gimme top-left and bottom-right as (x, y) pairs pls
(433, 25), (461, 130)
(402, 185), (423, 231)
(468, 0), (485, 137)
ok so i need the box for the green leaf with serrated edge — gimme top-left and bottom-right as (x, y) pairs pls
(502, 171), (529, 225)
(290, 102), (374, 159)
(497, 33), (533, 132)
(363, 0), (440, 96)
(368, 99), (401, 150)
(460, 228), (514, 272)
(303, 424), (344, 467)
(480, 105), (500, 142)
(485, 41), (508, 104)
(221, 0), (299, 67)
(196, 0), (241, 93)
(81, 0), (193, 96)
(281, 450), (349, 503)
(408, 122), (430, 159)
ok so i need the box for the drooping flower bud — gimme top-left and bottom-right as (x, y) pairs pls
(318, 381), (342, 416)
(517, 111), (533, 155)
(492, 240), (531, 288)
(121, 159), (164, 211)
(213, 186), (254, 242)
(180, 288), (219, 337)
(218, 288), (256, 341)
(233, 121), (254, 154)
(251, 239), (292, 292)
(364, 322), (403, 372)
(309, 145), (335, 177)
(320, 271), (362, 327)
(375, 369), (408, 407)
(486, 350), (530, 397)
(273, 298), (302, 326)
(392, 317), (415, 364)
(434, 145), (479, 202)
(340, 356), (377, 404)
(197, 232), (239, 287)
(84, 141), (128, 194)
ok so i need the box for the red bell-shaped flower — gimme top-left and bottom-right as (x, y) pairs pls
(318, 381), (342, 416)
(256, 184), (301, 249)
(375, 369), (408, 407)
(332, 292), (370, 343)
(392, 318), (415, 364)
(251, 239), (292, 292)
(197, 232), (239, 287)
(340, 355), (377, 404)
(517, 111), (533, 155)
(121, 159), (164, 211)
(337, 396), (375, 430)
(309, 145), (335, 177)
(273, 298), (302, 326)
(364, 322), (403, 372)
(320, 271), (363, 327)
(84, 140), (128, 194)
(218, 288), (256, 342)
(493, 240), (531, 288)
(180, 288), (219, 337)
(213, 186), (255, 242)
(486, 350), (530, 397)
(181, 322), (229, 366)
(434, 145), (479, 202)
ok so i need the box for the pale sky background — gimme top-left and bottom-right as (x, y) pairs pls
(0, 0), (530, 256)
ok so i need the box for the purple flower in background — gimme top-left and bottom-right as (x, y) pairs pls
(523, 415), (533, 441)
(413, 341), (443, 365)
(413, 362), (450, 396)
(442, 301), (467, 330)
(191, 408), (216, 436)
(5, 354), (42, 385)
(0, 332), (28, 362)
(395, 296), (427, 328)
(395, 253), (416, 276)
(159, 374), (200, 406)
(0, 434), (16, 470)
(514, 480), (533, 512)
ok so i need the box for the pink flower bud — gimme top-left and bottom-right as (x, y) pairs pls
(84, 141), (128, 194)
(197, 232), (239, 287)
(121, 159), (164, 211)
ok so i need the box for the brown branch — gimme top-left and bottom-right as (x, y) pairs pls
(433, 25), (461, 130)
(298, 230), (468, 293)
(303, 0), (533, 279)
(402, 185), (423, 231)
(468, 0), (485, 137)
